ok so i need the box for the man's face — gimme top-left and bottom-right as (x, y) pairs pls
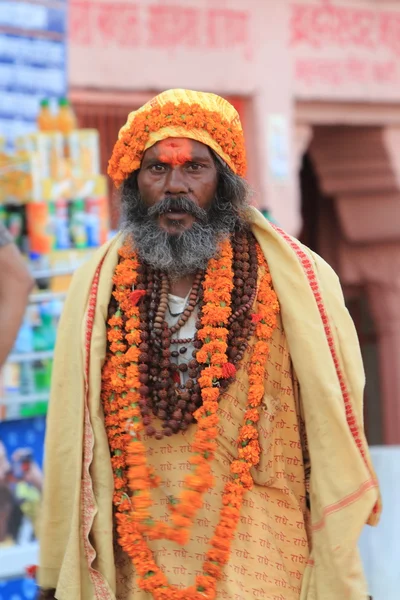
(137, 138), (218, 234)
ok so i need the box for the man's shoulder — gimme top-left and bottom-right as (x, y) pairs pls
(72, 235), (123, 282)
(253, 215), (338, 281)
(250, 212), (342, 296)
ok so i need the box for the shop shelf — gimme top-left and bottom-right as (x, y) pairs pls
(7, 350), (54, 363)
(0, 541), (38, 579)
(29, 290), (67, 303)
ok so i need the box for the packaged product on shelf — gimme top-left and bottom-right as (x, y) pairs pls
(85, 196), (109, 247)
(32, 359), (52, 394)
(31, 303), (55, 395)
(14, 310), (34, 355)
(29, 252), (51, 290)
(6, 204), (26, 250)
(54, 198), (71, 249)
(0, 204), (6, 226)
(69, 198), (87, 248)
(1, 363), (21, 419)
(41, 177), (72, 203)
(0, 152), (37, 204)
(41, 133), (65, 181)
(16, 132), (66, 181)
(35, 303), (57, 351)
(26, 202), (55, 253)
(67, 129), (100, 178)
(20, 397), (48, 418)
(2, 363), (20, 395)
(37, 133), (64, 181)
(20, 362), (35, 397)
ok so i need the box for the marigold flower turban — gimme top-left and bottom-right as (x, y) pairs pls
(108, 88), (247, 188)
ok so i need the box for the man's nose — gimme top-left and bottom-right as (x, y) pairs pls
(165, 167), (189, 196)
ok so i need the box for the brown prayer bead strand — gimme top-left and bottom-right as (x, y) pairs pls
(155, 324), (175, 437)
(166, 273), (203, 424)
(153, 272), (169, 332)
(140, 266), (168, 438)
(226, 230), (258, 367)
(232, 232), (258, 351)
(138, 267), (158, 435)
(220, 231), (250, 386)
(232, 321), (257, 366)
(228, 230), (251, 325)
(171, 337), (193, 345)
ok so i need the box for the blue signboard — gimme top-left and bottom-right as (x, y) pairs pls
(0, 416), (45, 593)
(0, 1), (68, 148)
(0, 577), (38, 600)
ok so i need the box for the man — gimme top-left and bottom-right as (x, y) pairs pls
(0, 223), (34, 367)
(39, 89), (380, 600)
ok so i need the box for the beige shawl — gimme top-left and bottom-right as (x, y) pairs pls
(39, 208), (380, 599)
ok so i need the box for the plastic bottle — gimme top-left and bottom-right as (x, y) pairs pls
(7, 205), (25, 249)
(0, 204), (7, 227)
(57, 97), (77, 134)
(54, 198), (71, 249)
(37, 304), (57, 351)
(37, 99), (56, 132)
(32, 303), (55, 396)
(69, 199), (87, 248)
(26, 202), (55, 254)
(29, 252), (50, 290)
(20, 362), (35, 397)
(14, 313), (34, 355)
(32, 359), (52, 394)
(13, 312), (35, 396)
(85, 197), (101, 247)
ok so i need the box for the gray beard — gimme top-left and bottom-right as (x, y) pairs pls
(122, 195), (247, 279)
(127, 221), (227, 279)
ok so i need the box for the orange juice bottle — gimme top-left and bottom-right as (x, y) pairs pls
(37, 99), (56, 132)
(57, 97), (77, 134)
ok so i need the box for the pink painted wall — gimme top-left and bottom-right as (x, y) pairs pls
(291, 0), (400, 102)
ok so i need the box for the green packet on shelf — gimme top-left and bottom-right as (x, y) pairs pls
(20, 400), (48, 418)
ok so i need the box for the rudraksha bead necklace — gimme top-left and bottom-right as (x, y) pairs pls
(107, 228), (259, 438)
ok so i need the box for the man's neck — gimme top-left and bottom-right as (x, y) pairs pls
(169, 275), (196, 298)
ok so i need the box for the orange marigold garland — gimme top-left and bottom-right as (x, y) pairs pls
(108, 101), (246, 188)
(101, 237), (279, 599)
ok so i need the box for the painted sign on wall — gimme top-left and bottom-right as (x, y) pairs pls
(70, 2), (252, 57)
(291, 0), (400, 100)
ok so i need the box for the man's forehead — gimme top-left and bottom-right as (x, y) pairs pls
(144, 138), (212, 159)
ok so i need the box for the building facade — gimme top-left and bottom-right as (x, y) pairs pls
(69, 0), (400, 445)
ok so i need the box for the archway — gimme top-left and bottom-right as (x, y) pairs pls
(299, 148), (383, 444)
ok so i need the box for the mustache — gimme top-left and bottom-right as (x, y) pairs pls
(146, 196), (208, 223)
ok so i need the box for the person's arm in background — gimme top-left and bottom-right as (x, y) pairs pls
(0, 224), (34, 368)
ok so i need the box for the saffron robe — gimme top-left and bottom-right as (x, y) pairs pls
(38, 208), (380, 599)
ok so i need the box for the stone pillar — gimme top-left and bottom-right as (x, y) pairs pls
(338, 242), (400, 445)
(367, 281), (400, 444)
(294, 124), (313, 174)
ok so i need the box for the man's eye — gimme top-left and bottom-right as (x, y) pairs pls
(187, 163), (203, 171)
(149, 164), (166, 172)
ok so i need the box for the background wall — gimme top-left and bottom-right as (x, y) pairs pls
(69, 0), (298, 232)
